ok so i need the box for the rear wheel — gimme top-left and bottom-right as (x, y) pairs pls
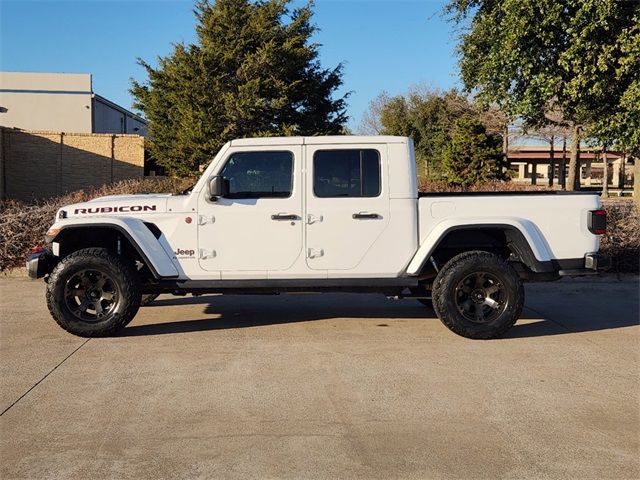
(432, 251), (523, 339)
(46, 248), (141, 337)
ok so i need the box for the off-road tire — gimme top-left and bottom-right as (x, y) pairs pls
(141, 293), (159, 306)
(432, 251), (524, 339)
(46, 248), (141, 337)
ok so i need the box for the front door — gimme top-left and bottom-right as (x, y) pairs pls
(305, 145), (390, 271)
(198, 146), (303, 277)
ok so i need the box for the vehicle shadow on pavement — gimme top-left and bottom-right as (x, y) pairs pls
(119, 293), (639, 338)
(121, 294), (433, 336)
(505, 314), (638, 339)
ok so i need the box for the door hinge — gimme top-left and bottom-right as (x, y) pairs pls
(198, 215), (215, 225)
(307, 248), (324, 259)
(199, 248), (216, 259)
(307, 214), (323, 224)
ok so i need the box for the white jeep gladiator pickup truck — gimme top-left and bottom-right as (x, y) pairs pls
(28, 136), (609, 339)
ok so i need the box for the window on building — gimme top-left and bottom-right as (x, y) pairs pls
(220, 151), (293, 199)
(313, 149), (381, 197)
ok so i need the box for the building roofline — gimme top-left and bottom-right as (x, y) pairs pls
(93, 94), (147, 125)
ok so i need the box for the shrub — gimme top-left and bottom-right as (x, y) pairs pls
(601, 199), (640, 273)
(418, 179), (554, 192)
(441, 116), (505, 186)
(1, 179), (637, 274)
(0, 178), (193, 272)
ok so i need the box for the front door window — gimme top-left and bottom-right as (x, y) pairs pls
(220, 151), (293, 199)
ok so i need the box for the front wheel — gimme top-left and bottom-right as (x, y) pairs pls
(432, 251), (524, 339)
(46, 248), (141, 337)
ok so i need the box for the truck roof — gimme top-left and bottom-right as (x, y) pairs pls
(229, 135), (410, 146)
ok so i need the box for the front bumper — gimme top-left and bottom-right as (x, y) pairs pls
(558, 253), (611, 276)
(26, 250), (58, 279)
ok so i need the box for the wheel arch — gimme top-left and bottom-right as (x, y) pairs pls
(406, 219), (555, 276)
(51, 218), (179, 279)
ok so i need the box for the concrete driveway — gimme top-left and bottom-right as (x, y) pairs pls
(1, 277), (638, 479)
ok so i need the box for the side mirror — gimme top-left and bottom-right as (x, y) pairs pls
(208, 175), (229, 200)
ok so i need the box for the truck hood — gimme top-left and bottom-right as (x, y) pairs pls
(60, 194), (170, 218)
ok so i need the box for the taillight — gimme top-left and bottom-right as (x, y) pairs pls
(588, 209), (607, 235)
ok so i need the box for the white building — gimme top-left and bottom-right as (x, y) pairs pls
(0, 71), (147, 135)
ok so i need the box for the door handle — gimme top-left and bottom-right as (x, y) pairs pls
(352, 212), (380, 219)
(271, 213), (299, 221)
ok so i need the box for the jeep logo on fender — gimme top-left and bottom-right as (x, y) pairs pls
(74, 205), (157, 214)
(174, 248), (195, 258)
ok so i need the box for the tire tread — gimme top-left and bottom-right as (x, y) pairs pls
(46, 248), (141, 337)
(432, 250), (524, 339)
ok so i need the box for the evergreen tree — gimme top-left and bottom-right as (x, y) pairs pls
(131, 0), (348, 176)
(441, 116), (504, 186)
(361, 86), (504, 182)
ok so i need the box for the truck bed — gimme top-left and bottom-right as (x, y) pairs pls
(417, 191), (601, 262)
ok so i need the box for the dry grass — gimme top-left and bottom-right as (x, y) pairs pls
(1, 178), (637, 273)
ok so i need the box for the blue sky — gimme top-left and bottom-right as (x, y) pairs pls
(0, 0), (461, 130)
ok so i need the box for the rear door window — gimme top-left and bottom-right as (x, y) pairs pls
(313, 149), (381, 198)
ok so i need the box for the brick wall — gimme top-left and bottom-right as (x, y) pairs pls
(0, 128), (144, 201)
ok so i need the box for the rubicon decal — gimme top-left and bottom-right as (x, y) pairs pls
(74, 205), (157, 214)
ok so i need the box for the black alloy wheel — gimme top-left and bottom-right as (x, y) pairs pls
(454, 271), (506, 324)
(46, 248), (141, 337)
(432, 251), (524, 339)
(64, 269), (121, 321)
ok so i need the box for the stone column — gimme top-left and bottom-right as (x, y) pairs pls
(531, 162), (537, 185)
(612, 158), (622, 188)
(559, 138), (567, 190)
(601, 149), (609, 198)
(584, 159), (592, 186)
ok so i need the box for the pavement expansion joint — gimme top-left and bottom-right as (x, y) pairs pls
(0, 338), (91, 416)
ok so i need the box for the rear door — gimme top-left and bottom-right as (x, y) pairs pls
(304, 145), (390, 271)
